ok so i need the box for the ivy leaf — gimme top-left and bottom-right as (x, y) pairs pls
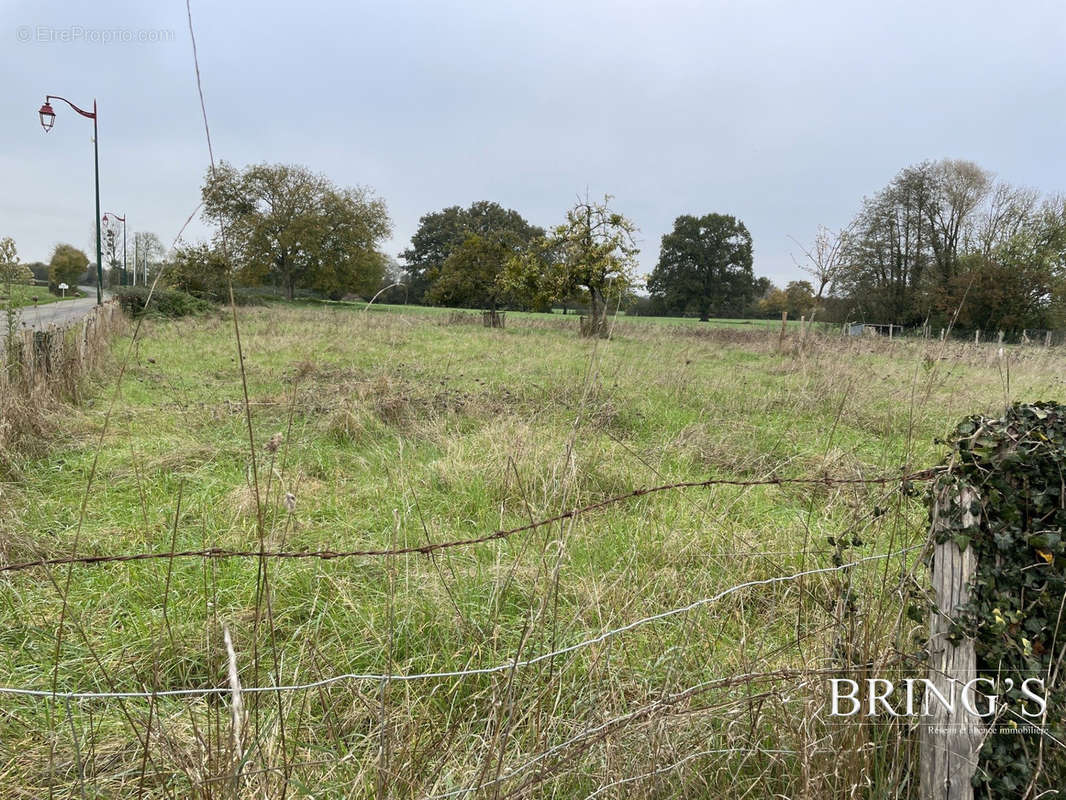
(1028, 532), (1058, 549)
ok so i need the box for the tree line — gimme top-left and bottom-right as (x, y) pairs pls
(14, 157), (1061, 336)
(817, 159), (1066, 331)
(167, 157), (1066, 334)
(6, 161), (782, 332)
(138, 162), (770, 336)
(399, 199), (765, 330)
(0, 236), (168, 297)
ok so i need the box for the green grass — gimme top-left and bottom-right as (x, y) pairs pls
(281, 295), (825, 330)
(1, 305), (1063, 797)
(2, 283), (85, 308)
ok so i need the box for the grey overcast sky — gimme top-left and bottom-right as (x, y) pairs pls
(3, 0), (1065, 285)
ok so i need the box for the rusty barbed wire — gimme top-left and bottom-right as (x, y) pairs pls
(0, 547), (919, 699)
(0, 468), (941, 575)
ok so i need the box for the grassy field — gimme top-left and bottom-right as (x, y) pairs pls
(1, 305), (1063, 797)
(291, 298), (824, 331)
(2, 284), (83, 309)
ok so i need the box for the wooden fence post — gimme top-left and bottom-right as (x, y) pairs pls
(1046, 331), (1053, 348)
(778, 311), (788, 351)
(21, 330), (34, 383)
(920, 482), (984, 800)
(482, 310), (505, 328)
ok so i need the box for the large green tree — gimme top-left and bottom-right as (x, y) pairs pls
(835, 159), (995, 324)
(201, 162), (391, 300)
(834, 159), (1066, 328)
(934, 198), (1066, 331)
(49, 244), (89, 289)
(647, 214), (754, 321)
(426, 231), (526, 311)
(401, 201), (543, 303)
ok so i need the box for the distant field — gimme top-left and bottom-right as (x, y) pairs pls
(289, 296), (825, 330)
(1, 305), (1062, 797)
(1, 284), (82, 308)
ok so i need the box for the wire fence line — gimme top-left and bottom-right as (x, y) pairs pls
(0, 545), (919, 702)
(0, 469), (938, 575)
(0, 9), (956, 799)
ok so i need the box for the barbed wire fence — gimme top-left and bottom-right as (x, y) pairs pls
(0, 460), (940, 797)
(0, 319), (947, 781)
(0, 4), (988, 798)
(0, 470), (940, 576)
(0, 539), (925, 701)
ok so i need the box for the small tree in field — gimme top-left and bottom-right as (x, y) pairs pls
(510, 195), (638, 337)
(1, 237), (33, 293)
(103, 216), (123, 287)
(790, 224), (850, 301)
(1, 237), (33, 343)
(403, 201), (543, 303)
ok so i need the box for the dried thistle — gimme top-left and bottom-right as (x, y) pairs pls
(266, 432), (283, 453)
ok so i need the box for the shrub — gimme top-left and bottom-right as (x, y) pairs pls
(114, 286), (212, 318)
(936, 402), (1066, 797)
(228, 287), (268, 306)
(164, 243), (231, 302)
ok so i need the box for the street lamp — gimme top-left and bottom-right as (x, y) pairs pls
(39, 95), (104, 305)
(102, 212), (127, 286)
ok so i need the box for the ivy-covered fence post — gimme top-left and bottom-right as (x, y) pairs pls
(923, 402), (1066, 799)
(921, 480), (983, 799)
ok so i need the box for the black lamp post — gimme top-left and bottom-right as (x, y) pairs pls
(39, 95), (104, 305)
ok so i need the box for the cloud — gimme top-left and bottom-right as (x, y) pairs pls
(3, 0), (1064, 284)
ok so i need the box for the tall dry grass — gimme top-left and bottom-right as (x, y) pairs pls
(1, 301), (124, 468)
(0, 305), (1063, 798)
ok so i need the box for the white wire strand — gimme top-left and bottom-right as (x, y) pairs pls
(0, 546), (918, 701)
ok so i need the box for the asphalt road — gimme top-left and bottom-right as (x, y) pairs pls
(9, 287), (111, 333)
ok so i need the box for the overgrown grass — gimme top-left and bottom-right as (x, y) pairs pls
(0, 304), (1063, 797)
